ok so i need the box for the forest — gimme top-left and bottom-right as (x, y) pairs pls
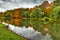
(0, 0), (60, 40)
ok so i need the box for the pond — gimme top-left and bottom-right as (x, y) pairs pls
(2, 22), (52, 40)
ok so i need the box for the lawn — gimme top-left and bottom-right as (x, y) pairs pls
(0, 24), (26, 40)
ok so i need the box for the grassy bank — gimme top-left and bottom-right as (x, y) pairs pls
(0, 24), (26, 40)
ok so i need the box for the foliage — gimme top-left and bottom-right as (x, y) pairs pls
(0, 1), (60, 40)
(54, 0), (60, 6)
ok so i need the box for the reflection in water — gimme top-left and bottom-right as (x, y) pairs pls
(2, 22), (52, 40)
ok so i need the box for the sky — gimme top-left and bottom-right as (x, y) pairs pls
(0, 0), (54, 12)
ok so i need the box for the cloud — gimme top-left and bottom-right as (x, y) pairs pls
(0, 0), (54, 12)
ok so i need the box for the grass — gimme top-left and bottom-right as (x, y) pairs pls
(0, 24), (26, 40)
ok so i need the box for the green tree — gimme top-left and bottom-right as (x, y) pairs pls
(54, 0), (60, 6)
(4, 12), (11, 23)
